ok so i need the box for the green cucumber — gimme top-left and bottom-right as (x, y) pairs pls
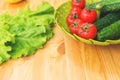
(87, 1), (120, 14)
(97, 20), (120, 41)
(102, 2), (120, 14)
(95, 12), (120, 31)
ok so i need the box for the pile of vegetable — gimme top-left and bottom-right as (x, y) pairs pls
(66, 0), (97, 40)
(66, 0), (120, 41)
(0, 2), (55, 64)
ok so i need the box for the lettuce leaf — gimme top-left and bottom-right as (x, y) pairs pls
(0, 2), (55, 63)
(0, 28), (14, 64)
(29, 2), (54, 16)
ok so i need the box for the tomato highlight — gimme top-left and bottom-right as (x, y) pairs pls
(77, 23), (97, 39)
(80, 8), (97, 23)
(66, 0), (98, 40)
(72, 0), (85, 9)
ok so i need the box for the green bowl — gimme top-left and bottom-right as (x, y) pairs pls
(55, 1), (120, 46)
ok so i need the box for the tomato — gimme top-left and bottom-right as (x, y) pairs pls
(66, 14), (76, 26)
(80, 8), (97, 23)
(72, 0), (85, 9)
(77, 23), (97, 39)
(66, 7), (81, 26)
(70, 7), (81, 19)
(69, 19), (82, 34)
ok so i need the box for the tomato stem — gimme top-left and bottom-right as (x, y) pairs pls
(76, 0), (80, 3)
(72, 21), (79, 28)
(82, 23), (90, 32)
(72, 23), (77, 28)
(72, 13), (78, 19)
(85, 7), (92, 12)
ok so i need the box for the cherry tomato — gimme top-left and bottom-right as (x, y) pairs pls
(70, 7), (81, 19)
(80, 8), (97, 23)
(77, 23), (97, 39)
(66, 7), (81, 26)
(69, 19), (82, 34)
(66, 14), (76, 26)
(72, 0), (85, 9)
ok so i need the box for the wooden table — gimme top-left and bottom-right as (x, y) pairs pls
(0, 0), (120, 80)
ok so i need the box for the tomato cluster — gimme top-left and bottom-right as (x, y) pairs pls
(66, 0), (97, 40)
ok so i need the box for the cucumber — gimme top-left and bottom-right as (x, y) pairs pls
(97, 20), (120, 41)
(87, 1), (120, 14)
(95, 13), (120, 31)
(87, 0), (117, 9)
(102, 2), (120, 14)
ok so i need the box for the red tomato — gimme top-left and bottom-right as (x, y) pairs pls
(66, 14), (76, 26)
(69, 19), (82, 34)
(80, 8), (97, 23)
(70, 7), (81, 19)
(66, 7), (81, 26)
(72, 0), (85, 9)
(77, 23), (97, 39)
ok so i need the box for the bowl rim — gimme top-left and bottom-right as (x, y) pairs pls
(55, 1), (120, 46)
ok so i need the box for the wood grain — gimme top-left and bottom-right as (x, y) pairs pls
(0, 0), (120, 80)
(65, 35), (120, 80)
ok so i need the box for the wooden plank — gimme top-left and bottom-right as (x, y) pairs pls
(64, 34), (120, 80)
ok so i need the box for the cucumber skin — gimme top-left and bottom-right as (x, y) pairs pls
(102, 2), (120, 14)
(97, 20), (120, 41)
(87, 1), (120, 14)
(94, 13), (120, 31)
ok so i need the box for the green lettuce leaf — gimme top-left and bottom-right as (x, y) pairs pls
(8, 2), (55, 59)
(0, 28), (14, 63)
(0, 2), (55, 63)
(0, 13), (11, 30)
(29, 2), (54, 16)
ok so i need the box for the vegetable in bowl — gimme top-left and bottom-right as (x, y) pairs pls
(55, 0), (120, 46)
